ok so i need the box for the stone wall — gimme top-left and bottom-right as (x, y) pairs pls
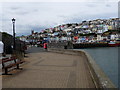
(2, 32), (25, 54)
(48, 41), (73, 49)
(2, 32), (13, 54)
(48, 42), (67, 49)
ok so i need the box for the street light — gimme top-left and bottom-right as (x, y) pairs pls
(12, 18), (16, 50)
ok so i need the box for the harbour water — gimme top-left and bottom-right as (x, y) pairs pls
(76, 47), (119, 87)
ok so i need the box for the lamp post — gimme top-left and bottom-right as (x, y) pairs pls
(12, 18), (16, 50)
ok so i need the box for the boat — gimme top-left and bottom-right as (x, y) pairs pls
(108, 41), (120, 47)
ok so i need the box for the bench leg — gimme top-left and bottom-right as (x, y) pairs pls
(17, 64), (19, 69)
(5, 68), (8, 75)
(15, 64), (23, 70)
(2, 68), (12, 75)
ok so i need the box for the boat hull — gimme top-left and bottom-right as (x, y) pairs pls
(108, 43), (120, 47)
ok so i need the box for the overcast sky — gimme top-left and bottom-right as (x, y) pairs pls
(0, 0), (119, 36)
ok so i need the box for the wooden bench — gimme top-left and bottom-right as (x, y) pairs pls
(1, 57), (24, 75)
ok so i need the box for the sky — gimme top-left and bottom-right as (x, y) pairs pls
(0, 0), (119, 36)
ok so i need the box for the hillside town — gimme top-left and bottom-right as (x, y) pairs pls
(19, 18), (120, 45)
(1, 18), (120, 54)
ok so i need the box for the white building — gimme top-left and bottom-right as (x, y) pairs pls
(60, 36), (67, 41)
(97, 34), (103, 41)
(110, 34), (116, 40)
(0, 41), (3, 54)
(103, 25), (108, 32)
(0, 32), (3, 54)
(20, 37), (26, 41)
(97, 30), (103, 34)
(110, 34), (120, 40)
(64, 28), (72, 32)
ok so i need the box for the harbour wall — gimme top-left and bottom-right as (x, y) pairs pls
(48, 41), (73, 49)
(48, 48), (116, 88)
(48, 42), (110, 49)
(73, 43), (109, 49)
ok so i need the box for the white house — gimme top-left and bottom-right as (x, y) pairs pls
(103, 25), (108, 32)
(97, 30), (103, 34)
(63, 28), (72, 32)
(20, 36), (27, 42)
(97, 34), (103, 41)
(110, 34), (120, 40)
(110, 34), (116, 40)
(60, 36), (67, 41)
(0, 41), (3, 54)
(67, 32), (72, 36)
(0, 32), (3, 54)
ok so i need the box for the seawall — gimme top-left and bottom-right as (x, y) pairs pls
(48, 48), (116, 88)
(73, 43), (109, 49)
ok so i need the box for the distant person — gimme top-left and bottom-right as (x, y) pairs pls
(43, 42), (47, 51)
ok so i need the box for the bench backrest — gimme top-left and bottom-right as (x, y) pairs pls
(2, 57), (20, 68)
(0, 57), (9, 68)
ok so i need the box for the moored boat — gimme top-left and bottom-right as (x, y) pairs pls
(108, 41), (120, 47)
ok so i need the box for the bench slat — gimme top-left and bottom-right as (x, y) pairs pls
(3, 58), (15, 63)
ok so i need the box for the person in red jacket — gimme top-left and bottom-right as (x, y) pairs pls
(43, 42), (47, 51)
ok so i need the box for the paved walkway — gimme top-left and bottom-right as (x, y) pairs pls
(3, 47), (96, 88)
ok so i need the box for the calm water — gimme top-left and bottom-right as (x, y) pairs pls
(76, 47), (119, 87)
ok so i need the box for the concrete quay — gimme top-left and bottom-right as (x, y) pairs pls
(2, 47), (115, 88)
